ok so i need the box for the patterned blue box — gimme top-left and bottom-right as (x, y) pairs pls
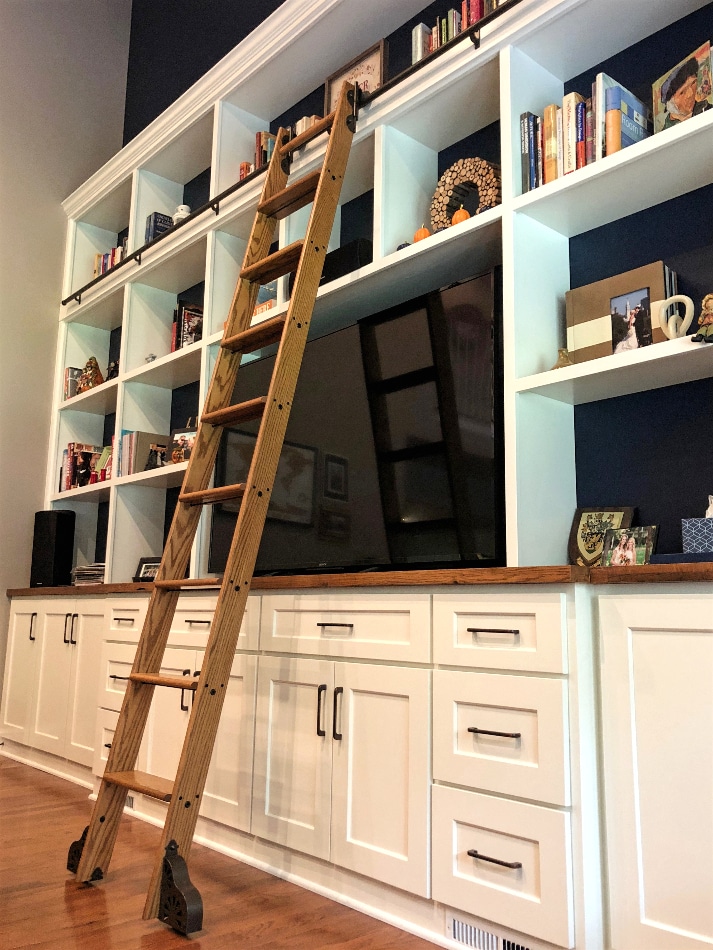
(681, 518), (713, 553)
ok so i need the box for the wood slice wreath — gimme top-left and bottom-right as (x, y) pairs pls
(430, 156), (502, 231)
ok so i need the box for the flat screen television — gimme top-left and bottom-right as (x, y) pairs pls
(208, 268), (504, 575)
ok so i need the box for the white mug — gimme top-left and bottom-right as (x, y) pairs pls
(658, 294), (694, 339)
(173, 204), (191, 223)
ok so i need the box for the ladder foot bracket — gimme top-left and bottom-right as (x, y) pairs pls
(67, 826), (103, 881)
(159, 840), (203, 935)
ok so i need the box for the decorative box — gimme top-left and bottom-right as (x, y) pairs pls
(681, 518), (713, 553)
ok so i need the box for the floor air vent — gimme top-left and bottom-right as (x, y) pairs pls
(125, 795), (134, 809)
(450, 916), (499, 949)
(503, 940), (532, 950)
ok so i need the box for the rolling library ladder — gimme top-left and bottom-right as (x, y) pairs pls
(67, 81), (359, 935)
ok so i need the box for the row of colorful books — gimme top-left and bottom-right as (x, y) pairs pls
(118, 430), (170, 477)
(93, 241), (126, 278)
(522, 41), (713, 192)
(171, 302), (204, 352)
(411, 0), (498, 64)
(59, 442), (112, 491)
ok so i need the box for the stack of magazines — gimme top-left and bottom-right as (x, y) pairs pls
(72, 563), (105, 586)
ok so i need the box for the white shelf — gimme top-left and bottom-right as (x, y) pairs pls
(516, 337), (713, 404)
(59, 379), (119, 416)
(115, 461), (188, 490)
(123, 346), (202, 390)
(52, 482), (111, 504)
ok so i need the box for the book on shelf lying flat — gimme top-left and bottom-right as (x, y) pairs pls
(565, 260), (677, 364)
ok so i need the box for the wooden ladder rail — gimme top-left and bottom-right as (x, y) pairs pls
(71, 82), (357, 929)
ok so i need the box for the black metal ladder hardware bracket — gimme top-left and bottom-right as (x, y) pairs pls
(159, 840), (203, 935)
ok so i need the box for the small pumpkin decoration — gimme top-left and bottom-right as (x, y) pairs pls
(451, 204), (470, 225)
(413, 224), (431, 242)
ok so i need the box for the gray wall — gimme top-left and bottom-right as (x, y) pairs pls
(0, 0), (132, 696)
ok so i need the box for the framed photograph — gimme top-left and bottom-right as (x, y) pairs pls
(324, 40), (387, 113)
(652, 41), (712, 134)
(610, 286), (653, 353)
(324, 454), (348, 501)
(169, 427), (197, 464)
(601, 526), (658, 566)
(218, 430), (316, 524)
(133, 556), (161, 582)
(568, 507), (635, 567)
(318, 506), (351, 542)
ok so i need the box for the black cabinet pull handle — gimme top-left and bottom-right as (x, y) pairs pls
(110, 674), (129, 681)
(29, 612), (37, 641)
(467, 627), (520, 637)
(63, 613), (71, 644)
(332, 686), (343, 740)
(468, 727), (522, 739)
(70, 613), (78, 645)
(104, 743), (112, 749)
(316, 684), (327, 736)
(467, 849), (522, 870)
(114, 617), (135, 623)
(316, 622), (354, 634)
(186, 619), (211, 625)
(191, 670), (201, 706)
(180, 669), (191, 711)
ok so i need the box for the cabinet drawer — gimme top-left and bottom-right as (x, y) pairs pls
(260, 592), (430, 662)
(170, 593), (260, 650)
(98, 642), (137, 711)
(92, 708), (118, 777)
(433, 670), (569, 805)
(432, 784), (573, 948)
(433, 591), (567, 672)
(107, 599), (148, 641)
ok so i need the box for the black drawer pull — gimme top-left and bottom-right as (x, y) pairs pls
(468, 727), (522, 740)
(185, 618), (211, 625)
(180, 670), (191, 711)
(109, 674), (129, 681)
(467, 849), (522, 870)
(63, 612), (72, 644)
(467, 627), (520, 637)
(316, 622), (354, 631)
(317, 684), (327, 736)
(333, 687), (343, 740)
(114, 617), (136, 623)
(104, 743), (112, 749)
(70, 613), (78, 645)
(29, 612), (37, 641)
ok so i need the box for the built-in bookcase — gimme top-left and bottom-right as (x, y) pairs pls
(52, 0), (713, 580)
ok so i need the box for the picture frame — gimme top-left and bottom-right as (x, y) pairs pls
(601, 525), (658, 566)
(133, 556), (161, 582)
(324, 40), (387, 113)
(168, 427), (198, 464)
(323, 454), (348, 501)
(218, 430), (316, 524)
(568, 506), (635, 567)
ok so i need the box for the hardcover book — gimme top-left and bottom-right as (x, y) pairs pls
(145, 211), (173, 243)
(652, 41), (713, 134)
(605, 84), (652, 154)
(64, 366), (82, 400)
(562, 91), (584, 174)
(542, 103), (559, 184)
(411, 23), (431, 63)
(565, 261), (676, 364)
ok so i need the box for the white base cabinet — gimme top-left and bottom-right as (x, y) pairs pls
(251, 654), (430, 897)
(599, 589), (713, 950)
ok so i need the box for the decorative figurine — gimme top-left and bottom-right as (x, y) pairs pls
(172, 204), (191, 224)
(106, 359), (119, 380)
(76, 356), (104, 394)
(658, 293), (694, 338)
(692, 293), (713, 342)
(145, 353), (157, 363)
(551, 348), (574, 369)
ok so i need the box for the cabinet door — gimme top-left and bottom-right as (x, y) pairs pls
(0, 603), (42, 743)
(252, 656), (333, 860)
(29, 600), (75, 756)
(143, 647), (196, 783)
(199, 652), (257, 833)
(65, 601), (106, 766)
(600, 593), (713, 950)
(331, 663), (430, 897)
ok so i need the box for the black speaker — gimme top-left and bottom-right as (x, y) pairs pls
(30, 510), (76, 588)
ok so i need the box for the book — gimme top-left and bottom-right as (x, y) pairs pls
(526, 112), (538, 190)
(605, 84), (652, 154)
(469, 0), (484, 23)
(255, 130), (277, 169)
(145, 211), (173, 243)
(72, 443), (103, 488)
(411, 22), (431, 63)
(447, 9), (462, 40)
(519, 111), (535, 193)
(592, 73), (619, 161)
(556, 106), (564, 177)
(652, 41), (713, 134)
(542, 103), (559, 184)
(63, 366), (82, 400)
(96, 445), (113, 478)
(133, 431), (170, 473)
(565, 261), (676, 364)
(575, 98), (586, 168)
(180, 303), (203, 346)
(584, 97), (595, 164)
(562, 91), (584, 174)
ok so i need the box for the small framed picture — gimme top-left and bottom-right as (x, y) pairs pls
(169, 427), (197, 464)
(324, 40), (387, 113)
(324, 454), (348, 501)
(601, 526), (658, 566)
(610, 287), (653, 354)
(568, 507), (635, 567)
(133, 556), (161, 582)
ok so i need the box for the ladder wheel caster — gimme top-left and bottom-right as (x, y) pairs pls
(159, 840), (203, 935)
(67, 826), (88, 874)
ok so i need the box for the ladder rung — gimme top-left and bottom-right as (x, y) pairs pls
(104, 770), (173, 802)
(129, 673), (199, 690)
(281, 112), (335, 155)
(202, 395), (267, 428)
(240, 241), (303, 286)
(179, 484), (246, 507)
(222, 313), (286, 354)
(258, 169), (321, 220)
(154, 577), (221, 590)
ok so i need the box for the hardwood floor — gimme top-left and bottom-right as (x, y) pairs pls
(0, 757), (437, 949)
